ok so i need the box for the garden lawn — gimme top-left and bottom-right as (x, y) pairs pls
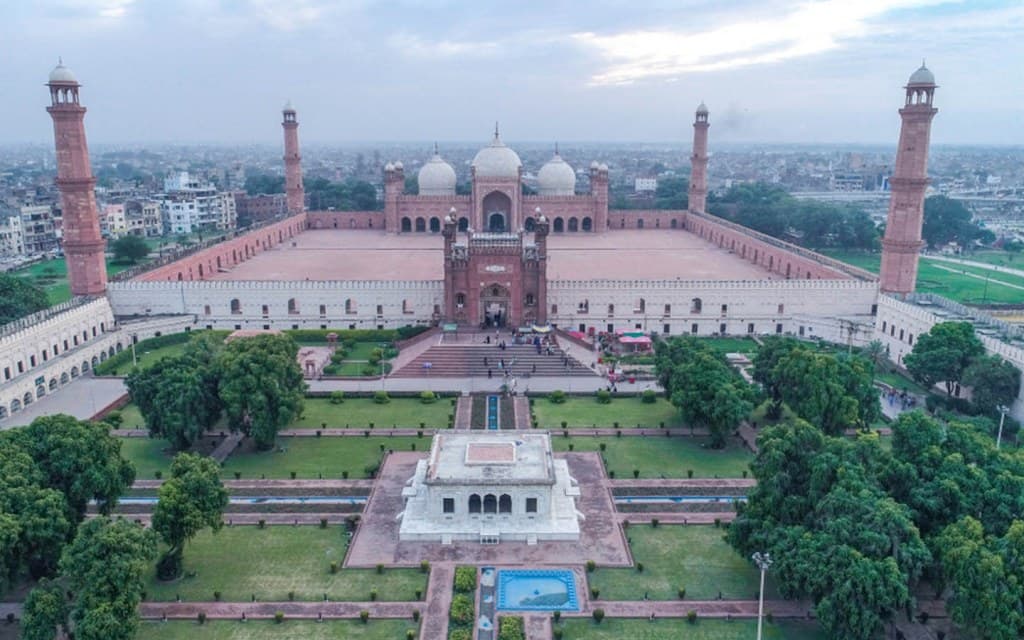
(324, 361), (391, 377)
(117, 402), (146, 428)
(99, 342), (190, 375)
(588, 525), (777, 601)
(10, 257), (134, 305)
(292, 397), (451, 429)
(342, 342), (389, 361)
(552, 436), (751, 478)
(118, 437), (175, 480)
(135, 620), (418, 640)
(875, 371), (928, 396)
(221, 436), (422, 479)
(144, 527), (426, 602)
(556, 618), (824, 640)
(695, 337), (760, 355)
(533, 397), (681, 428)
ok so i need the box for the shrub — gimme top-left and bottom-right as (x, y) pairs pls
(342, 470), (349, 479)
(599, 442), (606, 452)
(448, 630), (472, 640)
(595, 389), (611, 404)
(687, 611), (698, 623)
(420, 560), (431, 574)
(329, 561), (338, 574)
(568, 444), (574, 451)
(213, 590), (221, 601)
(361, 365), (378, 377)
(592, 608), (605, 624)
(633, 469), (640, 478)
(376, 563), (384, 574)
(714, 518), (721, 527)
(553, 630), (563, 640)
(415, 589), (422, 600)
(636, 562), (644, 572)
(412, 609), (420, 621)
(373, 390), (390, 404)
(590, 587), (600, 599)
(370, 588), (378, 601)
(288, 590), (295, 601)
(360, 610), (370, 623)
(197, 612), (206, 625)
(687, 469), (694, 479)
(651, 518), (659, 527)
(420, 390), (437, 404)
(678, 587), (686, 599)
(320, 518), (328, 529)
(257, 519), (266, 529)
(553, 610), (561, 622)
(290, 471), (297, 479)
(586, 560), (596, 573)
(407, 631), (416, 640)
(449, 593), (474, 625)
(154, 470), (162, 480)
(641, 389), (657, 404)
(234, 471), (241, 480)
(329, 390), (345, 404)
(549, 390), (566, 404)
(498, 616), (526, 640)
(454, 565), (477, 592)
(274, 611), (285, 624)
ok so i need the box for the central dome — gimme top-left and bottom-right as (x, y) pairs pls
(418, 147), (457, 196)
(472, 130), (522, 179)
(537, 152), (576, 196)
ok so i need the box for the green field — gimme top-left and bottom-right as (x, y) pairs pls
(221, 436), (421, 479)
(118, 403), (146, 428)
(119, 437), (175, 479)
(552, 436), (751, 478)
(875, 370), (928, 395)
(533, 396), (681, 428)
(144, 527), (426, 602)
(135, 620), (419, 640)
(556, 618), (824, 640)
(695, 337), (760, 355)
(589, 525), (773, 601)
(823, 250), (1024, 304)
(293, 397), (452, 429)
(99, 342), (190, 376)
(10, 256), (134, 305)
(964, 250), (1022, 268)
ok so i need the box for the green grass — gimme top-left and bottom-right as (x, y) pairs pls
(589, 525), (774, 601)
(696, 337), (760, 355)
(221, 436), (421, 479)
(323, 361), (391, 377)
(552, 436), (751, 478)
(533, 397), (681, 428)
(135, 620), (418, 640)
(875, 371), (928, 395)
(556, 618), (825, 640)
(99, 342), (190, 376)
(117, 403), (146, 428)
(341, 342), (388, 361)
(119, 437), (175, 480)
(292, 397), (451, 429)
(964, 250), (1022, 268)
(822, 250), (1024, 304)
(144, 527), (426, 602)
(10, 256), (134, 305)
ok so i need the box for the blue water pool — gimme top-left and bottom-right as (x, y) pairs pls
(486, 394), (499, 430)
(497, 569), (578, 611)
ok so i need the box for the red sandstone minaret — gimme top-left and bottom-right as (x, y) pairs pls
(880, 63), (938, 295)
(46, 60), (107, 297)
(282, 102), (305, 215)
(688, 102), (710, 214)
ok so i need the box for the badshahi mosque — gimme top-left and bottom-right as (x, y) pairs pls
(0, 61), (1021, 423)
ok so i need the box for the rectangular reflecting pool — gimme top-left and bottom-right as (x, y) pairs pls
(497, 569), (579, 611)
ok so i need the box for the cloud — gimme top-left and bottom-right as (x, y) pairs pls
(389, 32), (502, 58)
(572, 0), (951, 85)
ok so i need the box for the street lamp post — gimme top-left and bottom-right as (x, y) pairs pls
(131, 335), (137, 368)
(752, 552), (773, 640)
(997, 405), (1009, 450)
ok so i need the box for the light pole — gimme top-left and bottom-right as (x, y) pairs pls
(753, 552), (773, 640)
(997, 405), (1009, 450)
(131, 335), (137, 368)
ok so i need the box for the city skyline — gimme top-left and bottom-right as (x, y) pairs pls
(0, 1), (1022, 146)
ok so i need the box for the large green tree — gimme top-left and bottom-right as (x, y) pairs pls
(59, 517), (156, 640)
(904, 322), (985, 396)
(0, 273), (49, 324)
(151, 453), (228, 579)
(922, 195), (995, 249)
(8, 415), (135, 523)
(20, 578), (68, 640)
(218, 334), (305, 450)
(110, 235), (149, 264)
(126, 354), (223, 450)
(963, 354), (1021, 416)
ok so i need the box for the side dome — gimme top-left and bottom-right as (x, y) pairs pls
(908, 63), (935, 85)
(418, 148), (457, 196)
(537, 152), (576, 196)
(48, 60), (78, 84)
(472, 129), (522, 179)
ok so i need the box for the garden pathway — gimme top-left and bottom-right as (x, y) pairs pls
(616, 513), (737, 525)
(569, 598), (811, 619)
(513, 396), (531, 429)
(133, 478), (374, 490)
(455, 396), (473, 429)
(524, 614), (552, 639)
(209, 432), (243, 463)
(138, 600), (418, 620)
(420, 562), (454, 640)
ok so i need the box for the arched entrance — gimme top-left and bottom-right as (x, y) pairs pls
(429, 217), (441, 233)
(401, 217), (412, 232)
(524, 217), (536, 232)
(482, 191), (511, 232)
(481, 283), (511, 328)
(458, 217), (469, 232)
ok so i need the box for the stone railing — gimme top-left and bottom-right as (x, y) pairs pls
(0, 296), (97, 340)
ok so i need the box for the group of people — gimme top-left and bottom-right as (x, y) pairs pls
(885, 387), (917, 411)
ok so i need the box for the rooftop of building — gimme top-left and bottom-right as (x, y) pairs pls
(426, 432), (555, 485)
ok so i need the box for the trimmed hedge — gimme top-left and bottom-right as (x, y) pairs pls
(286, 326), (428, 344)
(454, 565), (477, 593)
(498, 616), (525, 640)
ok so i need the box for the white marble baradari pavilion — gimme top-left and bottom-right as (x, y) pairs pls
(398, 433), (581, 544)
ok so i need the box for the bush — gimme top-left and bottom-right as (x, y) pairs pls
(288, 590), (295, 601)
(407, 631), (416, 640)
(599, 442), (606, 452)
(376, 563), (384, 574)
(633, 469), (640, 478)
(257, 519), (266, 529)
(412, 609), (420, 621)
(641, 389), (657, 404)
(592, 608), (605, 624)
(590, 587), (600, 599)
(320, 518), (328, 529)
(454, 565), (477, 592)
(449, 593), (474, 625)
(586, 560), (596, 573)
(549, 390), (567, 404)
(197, 612), (206, 625)
(651, 518), (659, 528)
(374, 390), (390, 404)
(553, 610), (561, 622)
(678, 587), (686, 599)
(329, 561), (338, 574)
(553, 630), (563, 640)
(636, 562), (644, 572)
(596, 389), (612, 404)
(274, 611), (284, 624)
(329, 390), (345, 404)
(154, 470), (162, 480)
(420, 560), (430, 573)
(420, 390), (438, 404)
(213, 590), (221, 601)
(687, 610), (698, 623)
(448, 630), (472, 640)
(498, 616), (525, 640)
(370, 588), (378, 601)
(360, 610), (370, 623)
(361, 365), (378, 377)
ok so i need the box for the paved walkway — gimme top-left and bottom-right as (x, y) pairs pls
(610, 478), (755, 489)
(454, 396), (473, 429)
(209, 432), (243, 463)
(133, 478), (373, 490)
(513, 396), (531, 429)
(100, 513), (358, 526)
(419, 562), (454, 640)
(138, 600), (419, 620)
(617, 512), (737, 524)
(525, 614), (552, 640)
(926, 253), (1024, 279)
(307, 375), (648, 394)
(1, 377), (127, 428)
(569, 599), (812, 618)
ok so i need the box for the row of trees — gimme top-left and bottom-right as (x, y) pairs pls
(0, 274), (49, 325)
(654, 337), (754, 448)
(245, 174), (380, 211)
(730, 410), (1024, 639)
(752, 337), (879, 435)
(126, 333), (306, 451)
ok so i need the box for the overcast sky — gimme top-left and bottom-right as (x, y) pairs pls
(2, 0), (1022, 146)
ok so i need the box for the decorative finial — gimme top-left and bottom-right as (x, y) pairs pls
(922, 58), (926, 68)
(433, 141), (439, 155)
(555, 142), (559, 156)
(58, 56), (63, 66)
(494, 121), (499, 139)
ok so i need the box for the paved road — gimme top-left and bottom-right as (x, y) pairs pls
(2, 377), (126, 428)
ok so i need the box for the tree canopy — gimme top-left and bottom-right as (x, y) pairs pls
(0, 273), (49, 325)
(922, 195), (995, 249)
(152, 453), (228, 579)
(904, 321), (985, 396)
(244, 174), (284, 195)
(962, 354), (1021, 416)
(110, 235), (150, 264)
(304, 177), (380, 211)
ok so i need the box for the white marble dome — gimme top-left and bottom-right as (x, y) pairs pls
(472, 132), (522, 179)
(48, 61), (78, 84)
(537, 152), (576, 196)
(418, 149), (457, 196)
(908, 63), (935, 85)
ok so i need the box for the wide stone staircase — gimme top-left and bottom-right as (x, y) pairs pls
(390, 341), (597, 378)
